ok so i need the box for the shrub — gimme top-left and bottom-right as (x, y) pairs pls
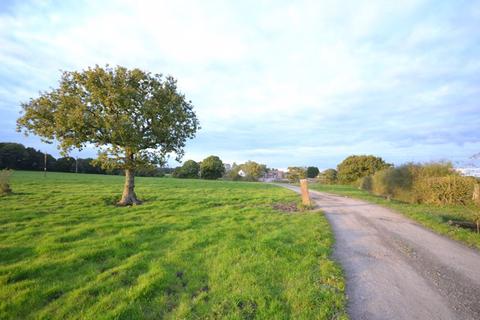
(0, 169), (12, 195)
(318, 169), (338, 184)
(359, 175), (373, 192)
(414, 161), (454, 179)
(414, 175), (477, 205)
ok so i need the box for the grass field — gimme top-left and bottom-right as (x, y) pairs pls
(309, 183), (480, 250)
(0, 172), (346, 320)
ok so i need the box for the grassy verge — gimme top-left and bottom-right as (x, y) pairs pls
(309, 183), (480, 250)
(0, 171), (346, 319)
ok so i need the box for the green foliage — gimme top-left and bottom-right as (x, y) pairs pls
(0, 142), (56, 171)
(17, 65), (199, 166)
(370, 169), (395, 199)
(357, 162), (477, 206)
(306, 166), (320, 178)
(413, 161), (455, 179)
(200, 155), (225, 180)
(337, 155), (391, 184)
(134, 164), (165, 177)
(224, 163), (242, 181)
(173, 160), (200, 178)
(358, 175), (373, 192)
(0, 171), (347, 319)
(414, 175), (477, 205)
(318, 169), (338, 184)
(239, 161), (267, 181)
(0, 169), (12, 195)
(17, 65), (199, 204)
(368, 166), (413, 199)
(287, 167), (306, 183)
(0, 142), (162, 177)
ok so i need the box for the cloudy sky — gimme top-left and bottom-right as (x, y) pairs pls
(1, 0), (479, 169)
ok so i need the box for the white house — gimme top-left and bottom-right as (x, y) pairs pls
(238, 169), (246, 177)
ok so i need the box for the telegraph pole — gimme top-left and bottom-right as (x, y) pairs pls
(75, 157), (78, 173)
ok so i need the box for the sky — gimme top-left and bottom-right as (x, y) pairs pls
(1, 0), (479, 169)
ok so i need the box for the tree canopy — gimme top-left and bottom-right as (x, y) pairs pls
(17, 65), (199, 205)
(287, 167), (306, 183)
(318, 168), (338, 184)
(239, 161), (267, 181)
(306, 166), (320, 178)
(337, 155), (391, 184)
(200, 156), (225, 180)
(173, 160), (200, 178)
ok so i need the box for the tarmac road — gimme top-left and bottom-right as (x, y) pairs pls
(281, 185), (480, 320)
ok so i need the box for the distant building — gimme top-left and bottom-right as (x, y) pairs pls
(455, 167), (480, 177)
(238, 169), (246, 177)
(260, 169), (286, 182)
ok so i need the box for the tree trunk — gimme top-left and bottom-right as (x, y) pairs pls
(118, 168), (141, 206)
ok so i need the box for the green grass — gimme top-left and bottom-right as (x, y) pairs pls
(0, 172), (346, 320)
(309, 183), (480, 250)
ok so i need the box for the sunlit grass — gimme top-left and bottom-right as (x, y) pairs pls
(0, 172), (346, 319)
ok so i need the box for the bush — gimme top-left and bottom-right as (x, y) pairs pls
(414, 175), (477, 205)
(318, 169), (337, 184)
(414, 161), (454, 179)
(371, 169), (395, 199)
(362, 161), (477, 206)
(359, 175), (372, 192)
(369, 166), (414, 200)
(0, 169), (12, 195)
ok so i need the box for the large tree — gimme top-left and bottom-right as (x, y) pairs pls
(173, 159), (200, 178)
(287, 167), (307, 183)
(17, 65), (199, 205)
(337, 155), (391, 184)
(306, 166), (320, 178)
(200, 156), (225, 180)
(239, 160), (267, 181)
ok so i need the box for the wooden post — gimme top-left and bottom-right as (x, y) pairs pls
(473, 184), (480, 205)
(43, 152), (47, 177)
(300, 179), (312, 207)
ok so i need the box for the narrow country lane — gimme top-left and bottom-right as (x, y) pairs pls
(281, 185), (480, 320)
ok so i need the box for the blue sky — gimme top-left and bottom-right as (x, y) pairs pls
(1, 0), (479, 169)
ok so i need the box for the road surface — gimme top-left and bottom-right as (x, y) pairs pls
(281, 185), (480, 320)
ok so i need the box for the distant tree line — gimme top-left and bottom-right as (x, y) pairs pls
(0, 142), (174, 177)
(173, 155), (226, 180)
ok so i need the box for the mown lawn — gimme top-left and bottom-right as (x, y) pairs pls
(0, 172), (346, 320)
(309, 183), (480, 250)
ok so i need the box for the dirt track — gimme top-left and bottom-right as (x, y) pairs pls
(281, 185), (480, 320)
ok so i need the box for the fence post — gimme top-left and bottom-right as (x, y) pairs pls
(300, 179), (312, 207)
(473, 184), (480, 205)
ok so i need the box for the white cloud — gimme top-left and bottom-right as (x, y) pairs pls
(0, 0), (479, 168)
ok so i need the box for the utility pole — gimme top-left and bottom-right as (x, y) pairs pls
(44, 152), (47, 177)
(75, 157), (78, 173)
